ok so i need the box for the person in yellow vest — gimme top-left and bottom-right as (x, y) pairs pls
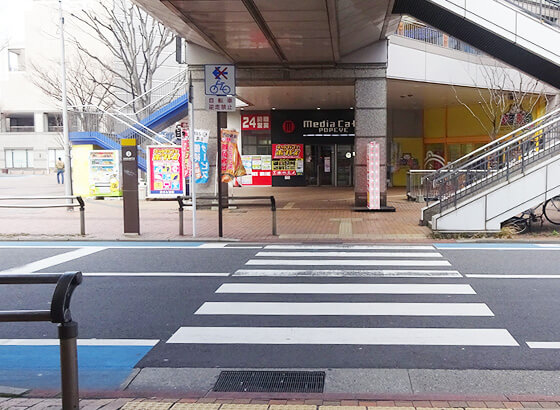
(55, 157), (65, 184)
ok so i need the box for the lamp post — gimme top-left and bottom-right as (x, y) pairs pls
(59, 0), (73, 206)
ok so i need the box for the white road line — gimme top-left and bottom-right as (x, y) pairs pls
(527, 342), (560, 349)
(5, 272), (231, 277)
(216, 283), (476, 294)
(1, 247), (106, 273)
(255, 251), (443, 258)
(167, 327), (519, 346)
(466, 274), (560, 279)
(0, 339), (159, 346)
(195, 302), (494, 316)
(265, 245), (435, 250)
(233, 269), (462, 277)
(246, 259), (451, 267)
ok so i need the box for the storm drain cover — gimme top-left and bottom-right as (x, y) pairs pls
(213, 370), (325, 393)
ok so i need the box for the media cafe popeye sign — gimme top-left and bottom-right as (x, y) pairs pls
(204, 65), (236, 112)
(276, 110), (355, 136)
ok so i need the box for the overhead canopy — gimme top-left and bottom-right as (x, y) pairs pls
(132, 0), (400, 65)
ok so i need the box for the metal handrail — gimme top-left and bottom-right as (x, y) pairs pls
(504, 0), (560, 27)
(430, 107), (560, 178)
(424, 114), (560, 215)
(0, 196), (86, 235)
(0, 271), (82, 409)
(119, 69), (188, 111)
(177, 195), (277, 236)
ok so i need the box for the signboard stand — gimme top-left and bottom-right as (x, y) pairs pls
(355, 140), (395, 213)
(121, 139), (140, 234)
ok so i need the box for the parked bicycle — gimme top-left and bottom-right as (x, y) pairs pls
(502, 205), (544, 234)
(544, 195), (560, 225)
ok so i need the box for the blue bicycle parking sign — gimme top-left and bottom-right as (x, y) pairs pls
(204, 64), (236, 96)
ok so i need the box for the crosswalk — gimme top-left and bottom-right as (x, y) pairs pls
(167, 244), (520, 348)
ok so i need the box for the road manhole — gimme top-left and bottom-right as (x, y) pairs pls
(213, 370), (325, 393)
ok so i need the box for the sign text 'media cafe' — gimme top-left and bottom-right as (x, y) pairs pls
(272, 110), (355, 141)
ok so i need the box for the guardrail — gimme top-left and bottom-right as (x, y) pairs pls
(177, 195), (277, 236)
(0, 196), (85, 235)
(0, 271), (82, 409)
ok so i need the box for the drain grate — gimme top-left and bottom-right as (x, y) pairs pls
(213, 370), (325, 393)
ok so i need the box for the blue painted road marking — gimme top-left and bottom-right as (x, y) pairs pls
(0, 343), (157, 390)
(435, 243), (554, 249)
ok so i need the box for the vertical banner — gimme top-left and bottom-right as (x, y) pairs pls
(220, 129), (246, 182)
(367, 141), (381, 210)
(147, 145), (184, 198)
(181, 125), (190, 179)
(194, 129), (210, 184)
(88, 150), (122, 197)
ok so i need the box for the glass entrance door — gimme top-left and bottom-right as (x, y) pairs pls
(305, 145), (334, 186)
(336, 144), (353, 186)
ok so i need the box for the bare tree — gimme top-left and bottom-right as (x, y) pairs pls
(453, 59), (548, 141)
(69, 0), (175, 119)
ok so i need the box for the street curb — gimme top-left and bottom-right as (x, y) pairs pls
(0, 385), (29, 397)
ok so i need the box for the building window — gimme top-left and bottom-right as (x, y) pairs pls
(8, 49), (25, 72)
(243, 135), (271, 155)
(6, 114), (34, 132)
(47, 113), (63, 132)
(48, 149), (65, 168)
(5, 149), (33, 168)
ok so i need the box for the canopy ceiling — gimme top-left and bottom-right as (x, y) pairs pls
(133, 0), (400, 65)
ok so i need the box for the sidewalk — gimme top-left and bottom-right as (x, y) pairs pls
(0, 175), (432, 242)
(5, 395), (560, 409)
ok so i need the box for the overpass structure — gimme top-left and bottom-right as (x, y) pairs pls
(129, 0), (559, 225)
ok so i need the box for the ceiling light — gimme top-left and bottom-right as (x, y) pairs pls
(271, 107), (276, 110)
(316, 107), (321, 110)
(350, 107), (354, 110)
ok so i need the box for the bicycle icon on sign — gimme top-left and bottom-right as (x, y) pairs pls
(210, 80), (231, 95)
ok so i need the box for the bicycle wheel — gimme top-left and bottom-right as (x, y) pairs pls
(544, 196), (560, 225)
(502, 217), (528, 234)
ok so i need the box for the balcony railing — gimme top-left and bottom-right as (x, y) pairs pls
(6, 125), (35, 133)
(48, 125), (63, 132)
(395, 21), (483, 55)
(504, 0), (560, 27)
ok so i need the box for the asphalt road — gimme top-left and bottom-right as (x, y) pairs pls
(2, 241), (560, 390)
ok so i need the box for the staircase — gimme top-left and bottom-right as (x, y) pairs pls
(392, 0), (560, 88)
(69, 69), (188, 171)
(422, 107), (560, 232)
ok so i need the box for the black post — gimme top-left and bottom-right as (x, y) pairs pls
(121, 139), (140, 234)
(58, 321), (79, 410)
(217, 112), (227, 237)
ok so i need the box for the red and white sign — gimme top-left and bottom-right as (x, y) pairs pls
(367, 141), (381, 210)
(241, 114), (270, 130)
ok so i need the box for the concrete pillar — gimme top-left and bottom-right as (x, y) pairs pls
(354, 76), (387, 207)
(191, 67), (223, 197)
(34, 112), (45, 132)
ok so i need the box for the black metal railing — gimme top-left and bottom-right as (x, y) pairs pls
(0, 272), (82, 409)
(423, 111), (560, 217)
(0, 196), (86, 235)
(177, 195), (277, 236)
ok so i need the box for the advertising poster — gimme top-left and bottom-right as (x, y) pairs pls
(272, 144), (304, 176)
(220, 129), (246, 183)
(367, 141), (381, 210)
(239, 155), (272, 186)
(88, 150), (122, 197)
(147, 145), (184, 198)
(194, 129), (210, 184)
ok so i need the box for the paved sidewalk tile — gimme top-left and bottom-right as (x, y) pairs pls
(100, 398), (136, 410)
(27, 399), (62, 409)
(320, 406), (366, 410)
(269, 406), (317, 410)
(220, 405), (267, 410)
(122, 402), (175, 410)
(171, 404), (221, 410)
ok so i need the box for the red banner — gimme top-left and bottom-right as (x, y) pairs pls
(220, 129), (246, 183)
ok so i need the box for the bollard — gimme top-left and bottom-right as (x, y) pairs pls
(177, 196), (184, 236)
(270, 196), (277, 236)
(76, 197), (85, 236)
(58, 321), (79, 410)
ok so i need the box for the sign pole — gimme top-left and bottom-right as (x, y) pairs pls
(217, 112), (227, 237)
(188, 72), (197, 237)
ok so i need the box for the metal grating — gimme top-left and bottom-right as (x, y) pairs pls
(213, 370), (325, 393)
